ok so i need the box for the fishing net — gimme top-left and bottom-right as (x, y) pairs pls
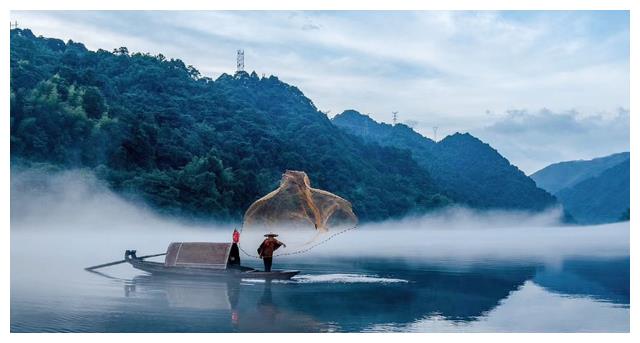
(239, 170), (358, 257)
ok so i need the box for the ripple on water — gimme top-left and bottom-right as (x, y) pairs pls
(242, 273), (409, 284)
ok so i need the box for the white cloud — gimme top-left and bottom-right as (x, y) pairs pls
(474, 108), (630, 173)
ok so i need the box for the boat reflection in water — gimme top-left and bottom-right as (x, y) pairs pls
(117, 261), (539, 332)
(125, 275), (236, 310)
(124, 275), (329, 332)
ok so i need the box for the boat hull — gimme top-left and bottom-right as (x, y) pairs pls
(128, 258), (300, 280)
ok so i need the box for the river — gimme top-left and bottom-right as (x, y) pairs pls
(10, 170), (630, 332)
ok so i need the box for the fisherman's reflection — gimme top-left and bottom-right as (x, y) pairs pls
(257, 280), (279, 325)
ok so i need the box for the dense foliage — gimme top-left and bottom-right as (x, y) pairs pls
(333, 110), (558, 211)
(10, 29), (450, 222)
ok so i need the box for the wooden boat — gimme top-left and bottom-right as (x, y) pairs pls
(124, 242), (300, 280)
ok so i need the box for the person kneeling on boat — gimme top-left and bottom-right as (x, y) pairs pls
(257, 233), (286, 272)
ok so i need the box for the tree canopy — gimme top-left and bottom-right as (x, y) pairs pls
(10, 28), (450, 222)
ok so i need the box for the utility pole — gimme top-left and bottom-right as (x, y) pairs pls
(236, 49), (244, 72)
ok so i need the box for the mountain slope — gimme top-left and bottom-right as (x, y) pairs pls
(10, 28), (450, 222)
(333, 110), (557, 211)
(333, 110), (437, 153)
(429, 133), (556, 211)
(530, 152), (630, 224)
(530, 152), (630, 194)
(553, 159), (629, 224)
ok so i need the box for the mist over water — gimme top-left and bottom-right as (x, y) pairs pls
(10, 169), (630, 332)
(11, 169), (629, 261)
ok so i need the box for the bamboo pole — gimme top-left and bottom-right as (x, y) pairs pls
(84, 252), (166, 271)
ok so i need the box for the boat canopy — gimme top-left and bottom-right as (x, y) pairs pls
(164, 242), (232, 269)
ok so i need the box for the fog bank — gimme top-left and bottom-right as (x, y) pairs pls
(11, 169), (629, 265)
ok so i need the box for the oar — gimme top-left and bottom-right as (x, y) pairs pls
(84, 252), (166, 271)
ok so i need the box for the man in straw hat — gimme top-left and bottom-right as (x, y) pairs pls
(257, 233), (287, 272)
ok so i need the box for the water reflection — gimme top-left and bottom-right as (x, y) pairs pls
(271, 261), (538, 330)
(369, 280), (629, 332)
(240, 280), (329, 332)
(48, 257), (626, 332)
(121, 275), (330, 332)
(125, 275), (237, 310)
(533, 258), (630, 305)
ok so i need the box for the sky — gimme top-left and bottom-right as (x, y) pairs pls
(10, 11), (630, 173)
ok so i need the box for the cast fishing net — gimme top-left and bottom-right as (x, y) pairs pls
(239, 170), (358, 257)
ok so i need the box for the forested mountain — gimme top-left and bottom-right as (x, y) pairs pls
(531, 153), (630, 224)
(333, 110), (557, 211)
(10, 28), (451, 222)
(530, 152), (630, 194)
(333, 110), (437, 153)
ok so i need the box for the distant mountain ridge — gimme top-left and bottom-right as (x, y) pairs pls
(530, 152), (630, 194)
(531, 152), (630, 224)
(333, 110), (437, 152)
(333, 110), (558, 212)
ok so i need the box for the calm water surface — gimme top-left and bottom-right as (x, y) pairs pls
(11, 231), (629, 332)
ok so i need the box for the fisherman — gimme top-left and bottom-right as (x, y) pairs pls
(257, 233), (286, 272)
(228, 229), (241, 268)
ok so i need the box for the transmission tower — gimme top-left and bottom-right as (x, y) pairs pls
(433, 126), (439, 141)
(236, 49), (244, 72)
(9, 20), (18, 29)
(392, 111), (398, 126)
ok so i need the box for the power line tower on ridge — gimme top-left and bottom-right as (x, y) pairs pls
(10, 21), (18, 29)
(392, 111), (398, 126)
(433, 126), (439, 141)
(237, 49), (244, 73)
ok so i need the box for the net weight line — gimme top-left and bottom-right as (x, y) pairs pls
(237, 224), (358, 259)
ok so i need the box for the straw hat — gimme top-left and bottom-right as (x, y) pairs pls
(264, 232), (279, 237)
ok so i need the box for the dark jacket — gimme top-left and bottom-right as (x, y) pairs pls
(257, 237), (283, 258)
(228, 243), (241, 266)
